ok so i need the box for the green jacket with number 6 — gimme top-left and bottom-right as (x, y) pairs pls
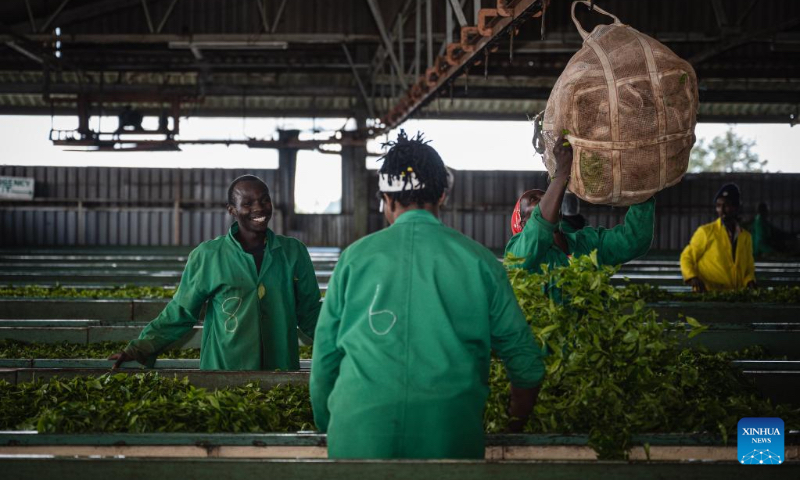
(124, 223), (321, 370)
(310, 210), (545, 459)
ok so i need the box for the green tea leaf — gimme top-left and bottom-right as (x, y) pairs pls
(685, 317), (702, 328)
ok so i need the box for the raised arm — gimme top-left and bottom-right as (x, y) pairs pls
(505, 134), (573, 271)
(309, 257), (347, 433)
(592, 197), (656, 266)
(110, 249), (208, 368)
(538, 134), (573, 225)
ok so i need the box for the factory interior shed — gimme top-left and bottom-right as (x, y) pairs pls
(1, 1), (800, 478)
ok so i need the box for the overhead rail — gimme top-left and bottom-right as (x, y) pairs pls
(377, 0), (549, 133)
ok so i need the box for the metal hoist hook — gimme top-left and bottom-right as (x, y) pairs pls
(540, 0), (548, 40)
(532, 110), (546, 155)
(449, 81), (454, 105)
(509, 22), (515, 62)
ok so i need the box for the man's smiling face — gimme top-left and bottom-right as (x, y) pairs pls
(227, 180), (273, 234)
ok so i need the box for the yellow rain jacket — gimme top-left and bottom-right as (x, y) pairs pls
(680, 218), (756, 291)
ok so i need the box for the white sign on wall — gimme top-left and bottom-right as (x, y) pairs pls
(0, 176), (35, 200)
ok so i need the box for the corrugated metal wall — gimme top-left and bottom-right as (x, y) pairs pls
(369, 171), (800, 252)
(2, 166), (798, 251)
(0, 166), (282, 247)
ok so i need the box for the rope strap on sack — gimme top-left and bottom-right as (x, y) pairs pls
(571, 0), (622, 40)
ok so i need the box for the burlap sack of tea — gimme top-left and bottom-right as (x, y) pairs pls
(541, 1), (698, 206)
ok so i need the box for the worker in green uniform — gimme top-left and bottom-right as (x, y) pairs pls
(506, 134), (655, 275)
(310, 132), (546, 459)
(109, 175), (321, 370)
(751, 202), (775, 257)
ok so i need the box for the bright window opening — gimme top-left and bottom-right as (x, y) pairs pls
(294, 150), (342, 214)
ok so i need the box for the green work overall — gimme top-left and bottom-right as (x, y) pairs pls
(311, 210), (545, 459)
(125, 223), (321, 370)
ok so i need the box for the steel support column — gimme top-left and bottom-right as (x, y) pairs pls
(340, 125), (369, 243)
(415, 0), (422, 77)
(277, 129), (300, 236)
(426, 0), (433, 68)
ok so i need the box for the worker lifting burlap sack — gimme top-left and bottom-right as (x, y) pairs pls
(536, 1), (699, 206)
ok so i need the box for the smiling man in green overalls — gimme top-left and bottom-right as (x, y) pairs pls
(110, 175), (321, 370)
(310, 132), (545, 459)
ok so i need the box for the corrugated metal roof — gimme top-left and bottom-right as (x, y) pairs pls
(0, 0), (797, 122)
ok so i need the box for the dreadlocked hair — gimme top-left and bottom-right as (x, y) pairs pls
(227, 174), (269, 205)
(378, 130), (448, 208)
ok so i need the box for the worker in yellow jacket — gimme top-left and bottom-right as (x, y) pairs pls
(680, 183), (756, 291)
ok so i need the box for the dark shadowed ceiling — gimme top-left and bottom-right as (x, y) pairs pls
(1, 0), (799, 130)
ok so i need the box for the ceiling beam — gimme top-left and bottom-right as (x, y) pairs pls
(0, 33), (393, 44)
(380, 0), (546, 132)
(12, 0), (141, 33)
(38, 0), (72, 33)
(156, 0), (180, 34)
(709, 0), (729, 30)
(140, 0), (155, 33)
(271, 0), (288, 33)
(23, 0), (37, 33)
(448, 0), (468, 28)
(689, 16), (800, 65)
(0, 81), (360, 97)
(342, 43), (376, 118)
(0, 100), (795, 124)
(736, 0), (761, 27)
(4, 41), (44, 64)
(255, 0), (270, 33)
(366, 0), (408, 89)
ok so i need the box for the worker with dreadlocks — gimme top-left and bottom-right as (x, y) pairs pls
(310, 131), (545, 459)
(506, 134), (655, 279)
(109, 175), (321, 370)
